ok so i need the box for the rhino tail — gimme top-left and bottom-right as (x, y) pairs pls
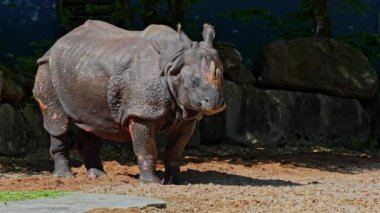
(37, 48), (52, 65)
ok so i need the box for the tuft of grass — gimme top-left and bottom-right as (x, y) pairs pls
(0, 190), (65, 203)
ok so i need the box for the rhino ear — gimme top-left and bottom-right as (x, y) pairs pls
(164, 54), (184, 76)
(177, 23), (192, 48)
(192, 41), (199, 49)
(202, 23), (215, 47)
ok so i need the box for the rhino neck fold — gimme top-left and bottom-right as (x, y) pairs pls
(166, 76), (203, 121)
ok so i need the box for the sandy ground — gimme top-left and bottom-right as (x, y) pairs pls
(0, 144), (379, 212)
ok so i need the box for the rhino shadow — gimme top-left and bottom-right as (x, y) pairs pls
(183, 145), (380, 174)
(157, 169), (301, 186)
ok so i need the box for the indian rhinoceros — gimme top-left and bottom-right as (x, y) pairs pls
(33, 20), (225, 184)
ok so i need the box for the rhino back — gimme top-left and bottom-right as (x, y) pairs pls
(48, 23), (163, 135)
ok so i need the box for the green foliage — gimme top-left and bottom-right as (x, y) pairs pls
(225, 8), (275, 25)
(339, 33), (380, 60)
(0, 190), (64, 203)
(0, 0), (17, 8)
(225, 6), (314, 39)
(337, 0), (369, 15)
(59, 0), (129, 29)
(13, 40), (54, 78)
(225, 0), (377, 59)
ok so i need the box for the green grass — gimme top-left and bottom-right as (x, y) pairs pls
(0, 190), (65, 203)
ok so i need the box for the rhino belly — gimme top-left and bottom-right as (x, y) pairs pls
(58, 75), (128, 140)
(50, 58), (128, 141)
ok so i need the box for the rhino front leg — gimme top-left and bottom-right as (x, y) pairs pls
(50, 133), (74, 177)
(129, 118), (161, 184)
(77, 130), (106, 178)
(164, 120), (197, 184)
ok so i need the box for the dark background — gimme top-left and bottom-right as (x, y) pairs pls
(0, 0), (379, 70)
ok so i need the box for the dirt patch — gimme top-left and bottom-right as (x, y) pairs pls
(1, 145), (379, 212)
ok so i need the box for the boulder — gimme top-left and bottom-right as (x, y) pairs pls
(361, 93), (380, 146)
(199, 112), (225, 145)
(0, 65), (24, 103)
(187, 123), (200, 147)
(226, 64), (256, 85)
(0, 71), (3, 101)
(0, 104), (49, 156)
(215, 43), (243, 75)
(237, 86), (371, 147)
(1, 77), (24, 102)
(223, 80), (245, 144)
(255, 37), (378, 99)
(216, 43), (256, 85)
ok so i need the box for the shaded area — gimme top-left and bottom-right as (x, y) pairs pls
(183, 144), (380, 174)
(181, 169), (302, 187)
(127, 169), (302, 187)
(0, 144), (379, 180)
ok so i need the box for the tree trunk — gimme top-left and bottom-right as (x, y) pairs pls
(313, 0), (332, 37)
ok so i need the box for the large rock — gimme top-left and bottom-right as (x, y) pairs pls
(223, 80), (245, 144)
(0, 66), (24, 103)
(199, 113), (225, 145)
(215, 43), (243, 75)
(238, 86), (371, 146)
(0, 70), (3, 101)
(0, 104), (49, 156)
(361, 94), (380, 146)
(216, 43), (256, 85)
(219, 80), (371, 146)
(255, 37), (378, 99)
(187, 123), (200, 147)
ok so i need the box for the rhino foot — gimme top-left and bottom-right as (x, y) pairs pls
(163, 174), (189, 185)
(139, 174), (162, 184)
(87, 168), (106, 179)
(164, 162), (187, 185)
(53, 169), (74, 178)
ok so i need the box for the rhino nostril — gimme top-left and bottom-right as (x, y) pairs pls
(204, 98), (209, 103)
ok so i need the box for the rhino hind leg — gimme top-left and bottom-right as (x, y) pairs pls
(33, 63), (69, 137)
(50, 133), (74, 177)
(34, 63), (72, 177)
(77, 130), (106, 178)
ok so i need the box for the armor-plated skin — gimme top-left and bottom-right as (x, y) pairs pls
(33, 20), (225, 184)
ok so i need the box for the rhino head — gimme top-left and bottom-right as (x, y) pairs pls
(166, 24), (225, 119)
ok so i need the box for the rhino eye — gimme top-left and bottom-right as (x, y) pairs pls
(191, 78), (200, 87)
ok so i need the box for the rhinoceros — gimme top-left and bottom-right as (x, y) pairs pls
(33, 20), (225, 184)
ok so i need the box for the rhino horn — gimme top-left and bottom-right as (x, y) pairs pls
(202, 24), (215, 47)
(192, 41), (199, 48)
(207, 60), (222, 88)
(216, 67), (222, 80)
(177, 23), (182, 34)
(210, 61), (216, 79)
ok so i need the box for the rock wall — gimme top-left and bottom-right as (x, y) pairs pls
(0, 65), (49, 156)
(1, 37), (379, 156)
(197, 38), (378, 147)
(254, 38), (378, 99)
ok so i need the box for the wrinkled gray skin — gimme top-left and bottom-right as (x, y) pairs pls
(33, 20), (225, 184)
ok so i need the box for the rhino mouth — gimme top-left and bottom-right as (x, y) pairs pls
(201, 104), (226, 115)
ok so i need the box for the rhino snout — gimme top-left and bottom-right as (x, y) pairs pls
(200, 98), (225, 115)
